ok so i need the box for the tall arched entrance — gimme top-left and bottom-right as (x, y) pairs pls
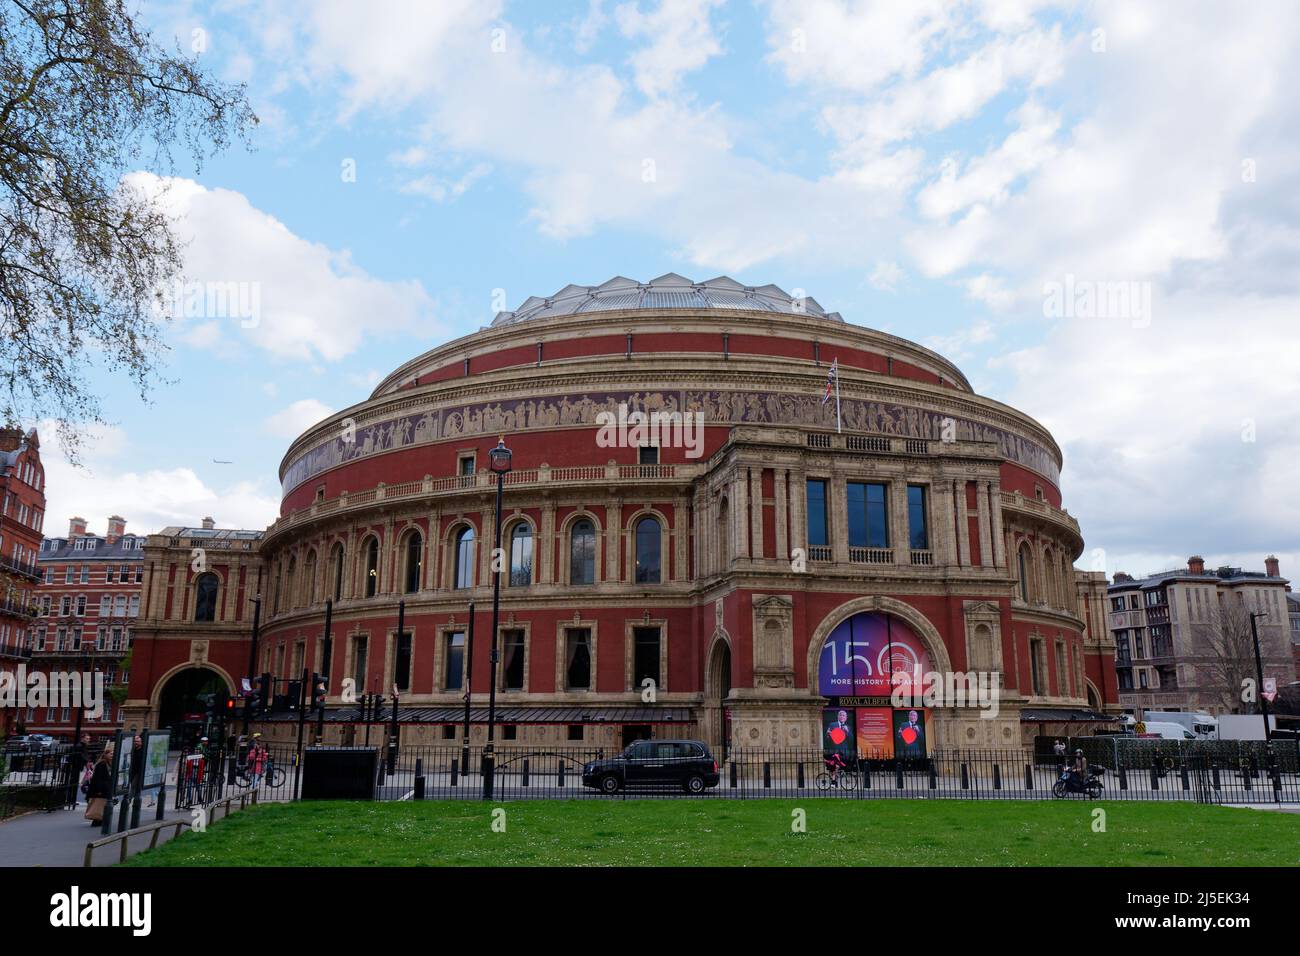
(157, 667), (231, 748)
(704, 637), (732, 756)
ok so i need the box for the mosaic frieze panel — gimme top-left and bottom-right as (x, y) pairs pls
(282, 389), (1060, 493)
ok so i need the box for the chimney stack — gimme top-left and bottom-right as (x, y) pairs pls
(106, 515), (126, 544)
(1188, 555), (1205, 575)
(201, 516), (215, 530)
(1265, 555), (1280, 578)
(69, 516), (87, 537)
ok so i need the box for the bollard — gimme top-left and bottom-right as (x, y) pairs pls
(522, 758), (530, 788)
(729, 760), (738, 789)
(1150, 765), (1160, 790)
(1119, 766), (1128, 790)
(558, 763), (566, 788)
(862, 766), (872, 790)
(450, 757), (459, 788)
(896, 767), (904, 790)
(796, 763), (805, 789)
(155, 784), (166, 822)
(1211, 765), (1220, 790)
(762, 762), (771, 789)
(960, 764), (969, 790)
(992, 764), (1002, 790)
(1024, 764), (1033, 790)
(1180, 765), (1190, 791)
(414, 758), (425, 800)
(929, 766), (937, 790)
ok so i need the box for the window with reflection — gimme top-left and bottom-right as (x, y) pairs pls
(454, 527), (476, 589)
(634, 517), (661, 584)
(194, 573), (218, 622)
(509, 524), (533, 587)
(364, 538), (379, 598)
(570, 519), (595, 585)
(404, 531), (423, 593)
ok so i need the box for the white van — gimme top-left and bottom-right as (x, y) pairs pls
(1137, 721), (1196, 741)
(1152, 712), (1218, 739)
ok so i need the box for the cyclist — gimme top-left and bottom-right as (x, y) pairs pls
(246, 734), (269, 788)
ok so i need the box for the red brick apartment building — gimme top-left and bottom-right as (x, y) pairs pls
(0, 427), (45, 738)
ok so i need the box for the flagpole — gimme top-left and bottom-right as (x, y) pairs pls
(834, 359), (842, 433)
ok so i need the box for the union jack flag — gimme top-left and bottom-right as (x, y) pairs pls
(821, 358), (838, 405)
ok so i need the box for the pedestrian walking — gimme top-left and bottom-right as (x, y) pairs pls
(84, 745), (113, 826)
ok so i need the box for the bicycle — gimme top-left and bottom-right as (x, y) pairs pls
(815, 756), (858, 791)
(235, 758), (286, 790)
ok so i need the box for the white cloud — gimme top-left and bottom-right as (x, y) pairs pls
(868, 259), (904, 291)
(128, 173), (440, 362)
(615, 0), (726, 99)
(39, 423), (279, 536)
(263, 399), (335, 439)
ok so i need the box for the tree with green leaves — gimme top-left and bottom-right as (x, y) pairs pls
(0, 0), (256, 460)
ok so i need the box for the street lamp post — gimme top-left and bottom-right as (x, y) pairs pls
(482, 438), (512, 800)
(1248, 611), (1272, 743)
(461, 600), (474, 779)
(243, 595), (261, 736)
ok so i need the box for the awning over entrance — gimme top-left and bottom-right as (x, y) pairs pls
(263, 705), (694, 725)
(1019, 708), (1118, 722)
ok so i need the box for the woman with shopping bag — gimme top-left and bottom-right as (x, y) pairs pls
(84, 745), (113, 825)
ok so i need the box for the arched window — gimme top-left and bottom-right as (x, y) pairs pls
(509, 523), (533, 587)
(570, 519), (596, 585)
(285, 556), (297, 608)
(331, 543), (345, 602)
(454, 526), (475, 589)
(1018, 544), (1032, 603)
(634, 516), (662, 584)
(363, 537), (379, 598)
(404, 531), (423, 594)
(304, 550), (317, 605)
(194, 573), (219, 622)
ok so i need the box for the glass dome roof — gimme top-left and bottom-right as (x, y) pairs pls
(491, 273), (844, 326)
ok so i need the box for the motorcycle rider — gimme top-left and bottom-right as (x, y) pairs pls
(1069, 748), (1088, 789)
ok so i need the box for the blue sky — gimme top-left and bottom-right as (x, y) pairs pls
(43, 0), (1300, 582)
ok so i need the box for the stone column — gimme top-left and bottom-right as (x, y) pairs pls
(976, 480), (994, 567)
(954, 481), (970, 567)
(933, 478), (956, 567)
(731, 468), (747, 565)
(831, 475), (849, 563)
(789, 468), (807, 556)
(988, 482), (1006, 568)
(889, 479), (909, 563)
(540, 500), (556, 585)
(673, 496), (688, 582)
(606, 498), (622, 582)
(774, 469), (788, 566)
(749, 468), (764, 560)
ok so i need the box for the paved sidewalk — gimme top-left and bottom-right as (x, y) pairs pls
(0, 793), (188, 867)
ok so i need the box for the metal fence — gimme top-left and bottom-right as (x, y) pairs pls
(180, 739), (1300, 805)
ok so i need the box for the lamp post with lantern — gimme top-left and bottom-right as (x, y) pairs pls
(482, 438), (512, 799)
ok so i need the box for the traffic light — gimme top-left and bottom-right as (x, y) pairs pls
(224, 695), (236, 717)
(251, 672), (271, 715)
(312, 673), (328, 709)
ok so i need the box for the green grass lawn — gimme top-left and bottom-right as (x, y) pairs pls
(124, 799), (1300, 867)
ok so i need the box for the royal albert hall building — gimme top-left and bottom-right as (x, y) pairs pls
(232, 274), (1118, 755)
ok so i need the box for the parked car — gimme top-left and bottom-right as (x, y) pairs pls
(582, 739), (720, 794)
(27, 734), (59, 751)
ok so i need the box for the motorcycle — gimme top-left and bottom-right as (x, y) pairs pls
(1053, 764), (1105, 799)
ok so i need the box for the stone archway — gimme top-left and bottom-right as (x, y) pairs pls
(804, 595), (953, 686)
(152, 664), (235, 745)
(703, 632), (733, 754)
